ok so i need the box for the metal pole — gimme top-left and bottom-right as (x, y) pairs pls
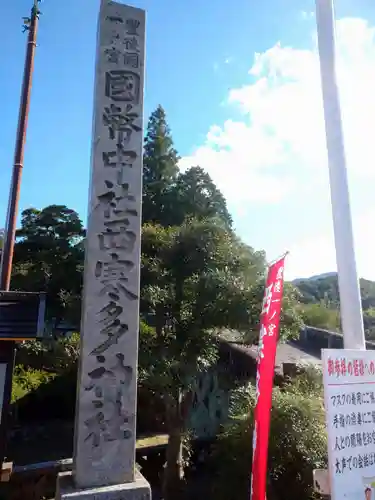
(315, 0), (365, 350)
(0, 1), (39, 290)
(0, 1), (39, 465)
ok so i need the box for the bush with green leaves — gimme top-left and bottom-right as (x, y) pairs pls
(209, 368), (327, 500)
(15, 332), (80, 373)
(11, 335), (80, 422)
(12, 365), (56, 403)
(297, 302), (340, 331)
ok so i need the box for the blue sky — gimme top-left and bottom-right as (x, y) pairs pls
(1, 0), (375, 280)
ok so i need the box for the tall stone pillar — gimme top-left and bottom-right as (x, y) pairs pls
(56, 1), (150, 498)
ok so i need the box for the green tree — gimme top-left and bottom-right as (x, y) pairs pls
(169, 166), (232, 228)
(143, 106), (233, 230)
(295, 273), (375, 311)
(363, 308), (375, 340)
(294, 275), (340, 307)
(241, 280), (303, 344)
(139, 217), (302, 499)
(12, 205), (85, 327)
(295, 273), (375, 339)
(142, 105), (179, 225)
(298, 302), (340, 331)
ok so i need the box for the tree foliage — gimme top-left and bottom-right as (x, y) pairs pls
(169, 166), (232, 228)
(140, 218), (267, 382)
(297, 302), (340, 331)
(295, 273), (375, 337)
(142, 105), (232, 229)
(142, 105), (180, 226)
(294, 274), (340, 307)
(241, 281), (303, 344)
(295, 273), (375, 310)
(139, 216), (302, 498)
(11, 205), (85, 327)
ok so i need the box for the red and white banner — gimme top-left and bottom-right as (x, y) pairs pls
(250, 255), (286, 500)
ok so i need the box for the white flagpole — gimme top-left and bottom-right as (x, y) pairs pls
(315, 0), (365, 350)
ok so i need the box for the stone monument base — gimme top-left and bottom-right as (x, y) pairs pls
(55, 470), (151, 500)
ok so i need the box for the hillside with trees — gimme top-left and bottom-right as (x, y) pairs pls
(294, 273), (375, 339)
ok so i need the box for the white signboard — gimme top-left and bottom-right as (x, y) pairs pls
(323, 349), (375, 500)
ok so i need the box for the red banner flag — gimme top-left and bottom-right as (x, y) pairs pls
(250, 255), (286, 500)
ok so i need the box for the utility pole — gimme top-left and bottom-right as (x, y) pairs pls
(0, 0), (41, 467)
(315, 0), (365, 350)
(0, 0), (40, 290)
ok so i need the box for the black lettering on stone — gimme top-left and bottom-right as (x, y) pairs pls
(102, 148), (137, 168)
(86, 353), (133, 387)
(97, 180), (138, 219)
(124, 52), (139, 69)
(102, 103), (141, 142)
(98, 230), (136, 253)
(105, 47), (122, 64)
(84, 410), (132, 448)
(105, 70), (140, 103)
(125, 19), (140, 35)
(90, 302), (128, 355)
(95, 253), (134, 280)
(106, 15), (124, 24)
(123, 37), (139, 52)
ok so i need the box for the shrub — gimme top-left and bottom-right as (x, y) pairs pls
(208, 369), (327, 500)
(15, 333), (80, 373)
(284, 363), (323, 396)
(12, 366), (56, 403)
(11, 334), (80, 424)
(298, 302), (340, 331)
(11, 367), (77, 423)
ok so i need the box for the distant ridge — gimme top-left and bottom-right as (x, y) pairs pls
(292, 272), (337, 284)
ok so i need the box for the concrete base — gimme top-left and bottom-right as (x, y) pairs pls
(55, 470), (151, 500)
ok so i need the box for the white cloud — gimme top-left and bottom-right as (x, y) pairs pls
(179, 120), (294, 204)
(180, 17), (375, 202)
(180, 16), (375, 277)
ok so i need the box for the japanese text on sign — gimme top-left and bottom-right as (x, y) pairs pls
(322, 349), (375, 500)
